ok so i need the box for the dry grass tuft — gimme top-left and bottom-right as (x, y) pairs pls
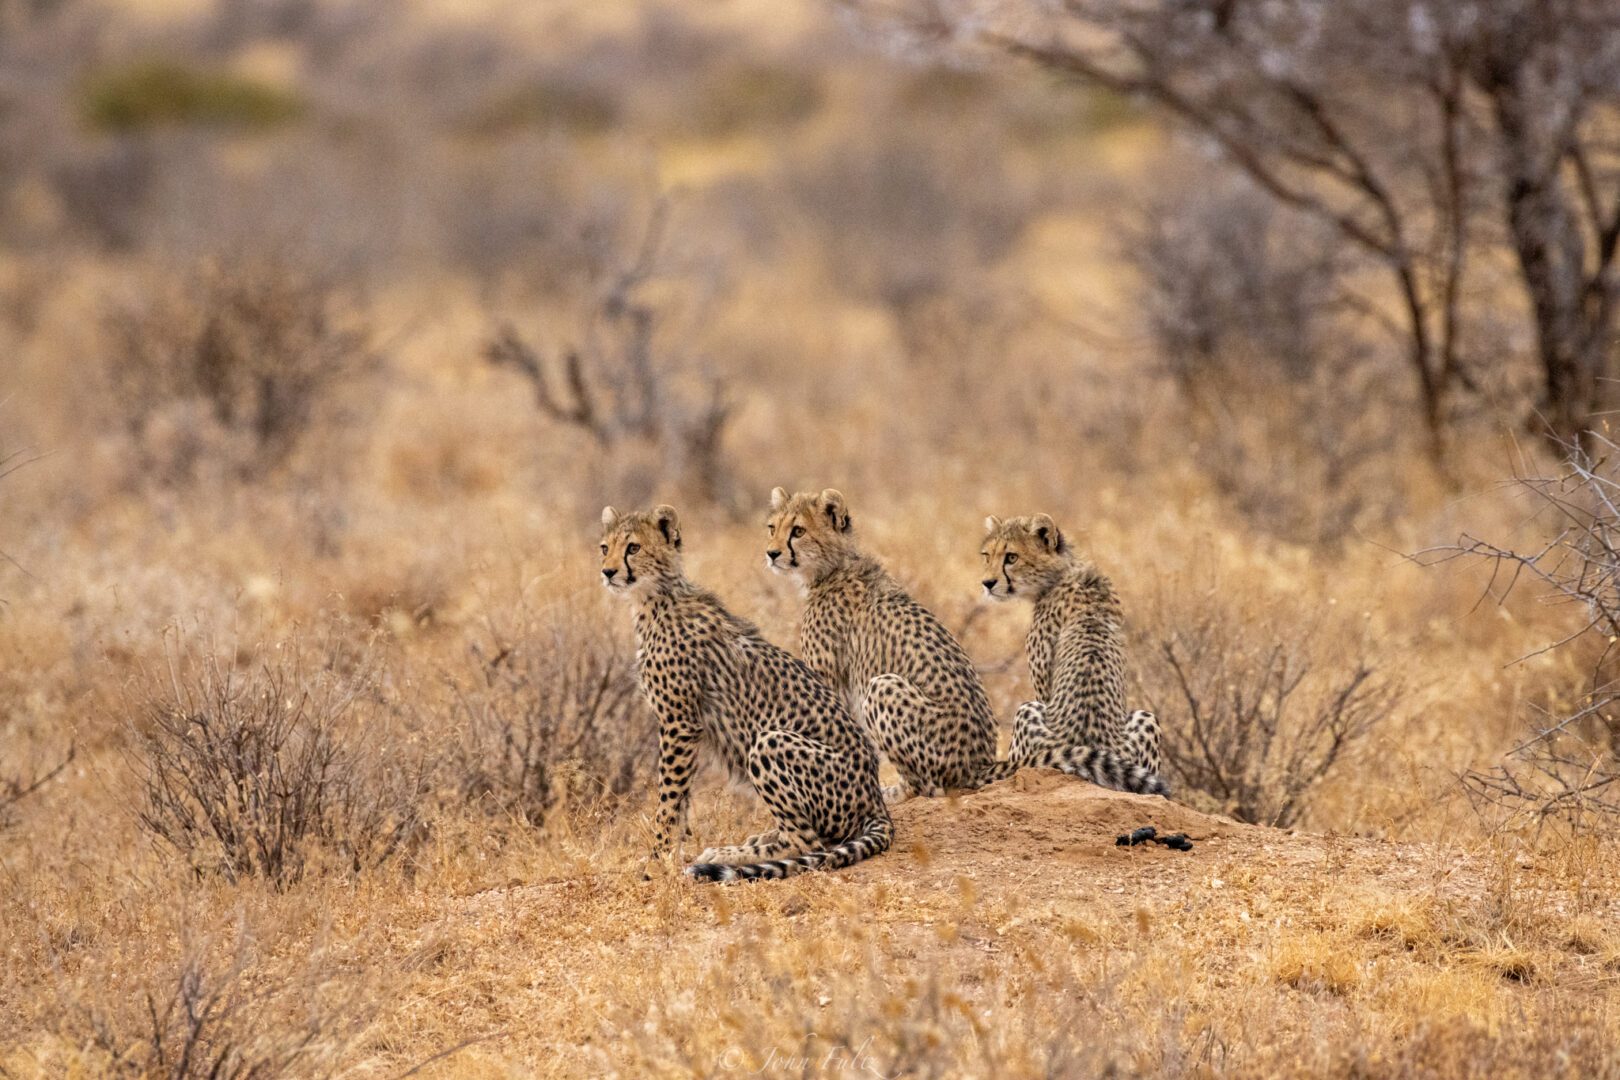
(1270, 931), (1361, 995)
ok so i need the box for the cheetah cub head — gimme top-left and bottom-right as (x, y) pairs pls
(599, 504), (684, 599)
(980, 514), (1071, 601)
(764, 487), (856, 581)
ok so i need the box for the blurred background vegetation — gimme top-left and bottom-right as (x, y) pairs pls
(2, 0), (1619, 1074)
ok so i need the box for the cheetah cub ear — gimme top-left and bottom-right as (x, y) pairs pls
(820, 488), (851, 533)
(601, 506), (620, 528)
(983, 515), (1001, 533)
(652, 504), (681, 548)
(770, 486), (789, 510)
(1030, 513), (1063, 552)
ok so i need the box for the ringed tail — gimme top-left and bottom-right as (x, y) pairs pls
(687, 814), (893, 884)
(1034, 743), (1170, 796)
(975, 757), (1022, 785)
(977, 747), (1171, 797)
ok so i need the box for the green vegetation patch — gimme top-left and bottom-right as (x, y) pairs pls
(81, 61), (305, 134)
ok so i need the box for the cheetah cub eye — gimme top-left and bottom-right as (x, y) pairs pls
(1004, 553), (1018, 565)
(626, 542), (641, 555)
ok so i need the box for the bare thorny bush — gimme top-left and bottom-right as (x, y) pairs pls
(447, 613), (652, 829)
(0, 745), (74, 831)
(786, 122), (1031, 318)
(1421, 432), (1620, 829)
(485, 200), (737, 509)
(66, 923), (372, 1080)
(1133, 593), (1403, 828)
(103, 259), (375, 488)
(128, 638), (430, 888)
(1131, 167), (1414, 545)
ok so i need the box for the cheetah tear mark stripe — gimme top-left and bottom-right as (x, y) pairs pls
(687, 815), (893, 884)
(975, 748), (1170, 796)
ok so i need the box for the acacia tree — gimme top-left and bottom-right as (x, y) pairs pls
(841, 0), (1620, 456)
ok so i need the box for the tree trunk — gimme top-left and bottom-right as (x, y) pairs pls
(1485, 56), (1605, 449)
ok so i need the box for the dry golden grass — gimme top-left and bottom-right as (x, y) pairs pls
(2, 1), (1618, 1076)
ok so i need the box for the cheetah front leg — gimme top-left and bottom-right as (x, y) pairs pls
(645, 721), (702, 877)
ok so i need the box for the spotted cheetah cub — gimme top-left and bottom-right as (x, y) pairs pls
(601, 504), (891, 882)
(765, 488), (1008, 802)
(981, 514), (1168, 795)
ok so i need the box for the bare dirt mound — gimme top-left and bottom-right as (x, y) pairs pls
(849, 767), (1482, 910)
(892, 767), (1243, 862)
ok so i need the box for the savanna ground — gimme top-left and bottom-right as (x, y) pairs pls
(2, 0), (1620, 1076)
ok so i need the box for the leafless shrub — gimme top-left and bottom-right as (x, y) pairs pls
(1419, 433), (1620, 828)
(104, 260), (373, 486)
(0, 439), (42, 589)
(70, 929), (361, 1079)
(1134, 601), (1401, 827)
(1178, 371), (1404, 547)
(1105, 54), (1538, 541)
(485, 201), (736, 507)
(129, 640), (429, 888)
(49, 136), (158, 250)
(786, 125), (1031, 313)
(0, 744), (74, 830)
(1129, 162), (1414, 544)
(1134, 167), (1351, 389)
(448, 616), (651, 827)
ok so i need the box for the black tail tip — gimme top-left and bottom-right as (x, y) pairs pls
(686, 863), (730, 883)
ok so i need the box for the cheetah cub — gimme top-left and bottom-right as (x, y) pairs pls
(981, 514), (1169, 795)
(766, 487), (1029, 802)
(601, 504), (891, 882)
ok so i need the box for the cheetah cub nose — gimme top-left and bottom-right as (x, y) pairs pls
(981, 579), (997, 591)
(766, 549), (782, 562)
(603, 568), (618, 580)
